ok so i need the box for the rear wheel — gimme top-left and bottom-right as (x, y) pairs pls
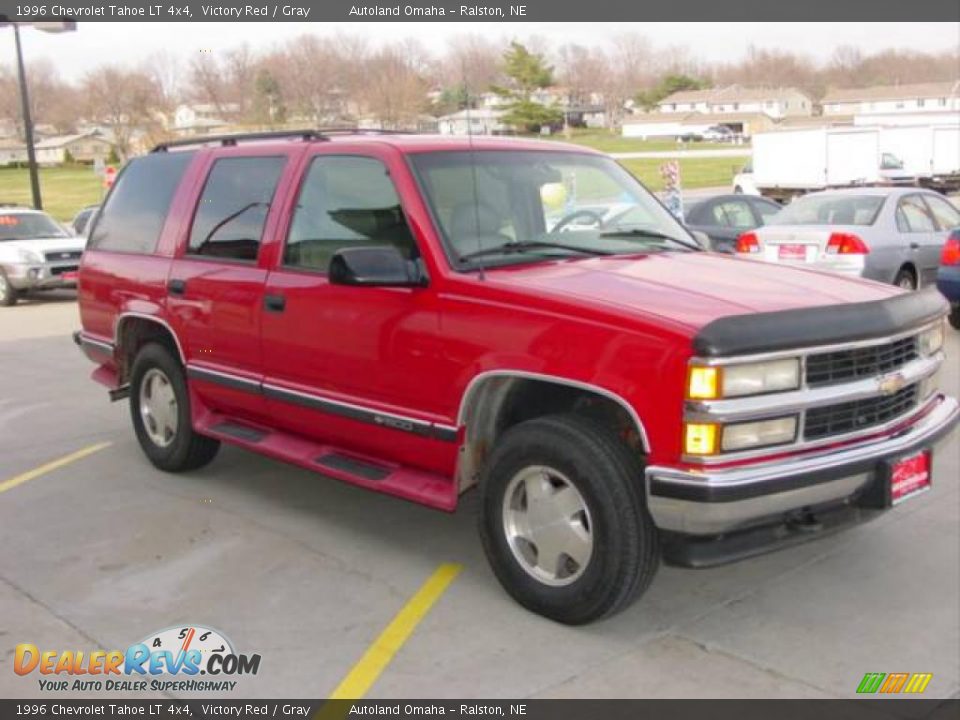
(0, 271), (18, 307)
(894, 267), (917, 291)
(949, 304), (960, 330)
(479, 414), (659, 625)
(130, 343), (220, 472)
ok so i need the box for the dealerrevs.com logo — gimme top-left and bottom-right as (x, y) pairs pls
(14, 625), (261, 693)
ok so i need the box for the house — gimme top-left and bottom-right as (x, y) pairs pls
(34, 133), (114, 165)
(657, 86), (814, 119)
(822, 81), (960, 117)
(438, 108), (510, 136)
(171, 103), (240, 136)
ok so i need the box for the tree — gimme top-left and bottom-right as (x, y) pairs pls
(493, 41), (562, 132)
(635, 74), (710, 111)
(252, 68), (286, 126)
(82, 66), (161, 159)
(361, 40), (430, 129)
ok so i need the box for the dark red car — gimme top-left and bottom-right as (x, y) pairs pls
(75, 130), (958, 624)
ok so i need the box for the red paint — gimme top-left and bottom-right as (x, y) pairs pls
(77, 134), (903, 509)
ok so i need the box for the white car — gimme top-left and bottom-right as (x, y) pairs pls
(732, 160), (760, 196)
(0, 207), (87, 306)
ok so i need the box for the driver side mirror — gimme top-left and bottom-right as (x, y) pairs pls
(329, 246), (427, 287)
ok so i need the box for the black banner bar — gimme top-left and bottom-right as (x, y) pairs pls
(0, 0), (958, 22)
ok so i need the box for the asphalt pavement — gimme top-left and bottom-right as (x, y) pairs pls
(1, 295), (957, 704)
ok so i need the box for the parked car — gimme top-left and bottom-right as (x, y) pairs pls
(735, 188), (960, 289)
(701, 125), (735, 143)
(71, 205), (100, 236)
(732, 160), (759, 196)
(74, 131), (957, 624)
(0, 207), (86, 306)
(937, 228), (960, 329)
(684, 194), (782, 253)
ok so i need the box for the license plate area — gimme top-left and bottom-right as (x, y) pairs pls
(890, 450), (931, 505)
(778, 244), (809, 261)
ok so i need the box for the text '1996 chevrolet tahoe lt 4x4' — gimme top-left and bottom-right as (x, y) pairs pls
(75, 130), (959, 624)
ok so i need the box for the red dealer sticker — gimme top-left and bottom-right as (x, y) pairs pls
(890, 450), (931, 504)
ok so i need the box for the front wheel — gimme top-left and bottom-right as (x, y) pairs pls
(130, 343), (220, 472)
(0, 271), (18, 307)
(479, 414), (659, 624)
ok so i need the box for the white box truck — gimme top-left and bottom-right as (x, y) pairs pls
(736, 127), (914, 200)
(879, 125), (960, 191)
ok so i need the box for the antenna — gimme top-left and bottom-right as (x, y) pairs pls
(462, 60), (486, 281)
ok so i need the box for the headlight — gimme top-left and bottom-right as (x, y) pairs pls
(918, 323), (944, 356)
(721, 416), (798, 452)
(687, 358), (800, 399)
(16, 248), (42, 264)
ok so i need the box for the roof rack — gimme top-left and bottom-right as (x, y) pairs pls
(151, 127), (421, 153)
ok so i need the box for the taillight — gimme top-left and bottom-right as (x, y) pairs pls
(941, 233), (960, 266)
(826, 232), (870, 255)
(736, 232), (760, 254)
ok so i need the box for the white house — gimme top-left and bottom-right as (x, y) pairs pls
(822, 81), (960, 117)
(438, 108), (509, 135)
(658, 86), (813, 119)
(172, 103), (239, 136)
(35, 133), (114, 165)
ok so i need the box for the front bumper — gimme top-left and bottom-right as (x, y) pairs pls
(2, 262), (79, 290)
(646, 394), (959, 537)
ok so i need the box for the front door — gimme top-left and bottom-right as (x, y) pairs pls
(260, 149), (455, 474)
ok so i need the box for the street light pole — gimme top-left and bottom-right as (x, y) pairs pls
(12, 22), (43, 210)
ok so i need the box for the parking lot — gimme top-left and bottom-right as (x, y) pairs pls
(1, 294), (958, 702)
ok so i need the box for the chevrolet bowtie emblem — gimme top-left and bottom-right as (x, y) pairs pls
(878, 373), (907, 396)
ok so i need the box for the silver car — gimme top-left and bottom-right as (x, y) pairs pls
(736, 188), (960, 289)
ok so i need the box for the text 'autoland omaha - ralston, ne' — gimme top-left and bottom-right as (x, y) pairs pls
(349, 5), (527, 17)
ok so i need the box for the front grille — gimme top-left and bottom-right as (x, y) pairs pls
(50, 265), (78, 276)
(44, 250), (82, 262)
(805, 336), (918, 387)
(804, 384), (918, 440)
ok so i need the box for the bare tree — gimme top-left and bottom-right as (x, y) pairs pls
(83, 66), (161, 158)
(361, 40), (430, 129)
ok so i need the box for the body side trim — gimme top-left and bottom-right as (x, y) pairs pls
(115, 312), (187, 365)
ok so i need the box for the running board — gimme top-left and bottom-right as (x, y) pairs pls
(195, 412), (457, 511)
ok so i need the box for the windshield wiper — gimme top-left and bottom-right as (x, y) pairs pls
(599, 227), (701, 251)
(459, 240), (613, 263)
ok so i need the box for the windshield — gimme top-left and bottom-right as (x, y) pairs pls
(0, 212), (70, 241)
(768, 194), (884, 227)
(409, 150), (696, 269)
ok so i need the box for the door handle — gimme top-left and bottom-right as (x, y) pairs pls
(167, 278), (186, 295)
(909, 242), (920, 250)
(264, 294), (286, 313)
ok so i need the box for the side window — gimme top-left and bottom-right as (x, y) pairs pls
(89, 152), (194, 254)
(922, 195), (960, 231)
(898, 196), (937, 233)
(711, 201), (755, 229)
(188, 156), (286, 262)
(754, 201), (780, 223)
(284, 155), (417, 272)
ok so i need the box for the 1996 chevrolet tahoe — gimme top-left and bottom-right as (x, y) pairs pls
(75, 131), (959, 624)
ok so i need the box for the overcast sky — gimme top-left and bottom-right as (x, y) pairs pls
(5, 22), (959, 81)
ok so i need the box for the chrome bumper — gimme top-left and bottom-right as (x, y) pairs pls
(646, 395), (959, 536)
(3, 262), (78, 290)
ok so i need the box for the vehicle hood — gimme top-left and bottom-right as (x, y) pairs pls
(0, 235), (86, 256)
(483, 251), (900, 332)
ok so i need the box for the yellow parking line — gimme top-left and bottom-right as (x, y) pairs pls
(0, 442), (112, 495)
(329, 562), (462, 700)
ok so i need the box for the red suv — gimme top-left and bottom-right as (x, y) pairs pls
(76, 130), (958, 624)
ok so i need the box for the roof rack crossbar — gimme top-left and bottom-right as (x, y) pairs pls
(151, 129), (325, 153)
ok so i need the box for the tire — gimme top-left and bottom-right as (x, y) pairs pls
(0, 270), (18, 307)
(130, 342), (220, 472)
(893, 267), (917, 291)
(479, 413), (659, 625)
(733, 186), (743, 194)
(949, 305), (960, 330)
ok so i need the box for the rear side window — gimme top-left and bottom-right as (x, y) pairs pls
(88, 152), (194, 254)
(923, 194), (960, 230)
(898, 196), (937, 233)
(188, 156), (286, 262)
(711, 200), (755, 229)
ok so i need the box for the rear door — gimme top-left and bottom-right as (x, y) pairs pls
(166, 150), (294, 422)
(896, 194), (941, 286)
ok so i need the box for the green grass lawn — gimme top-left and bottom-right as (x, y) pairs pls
(0, 166), (104, 222)
(618, 156), (742, 191)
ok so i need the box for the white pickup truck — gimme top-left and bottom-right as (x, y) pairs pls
(0, 206), (86, 307)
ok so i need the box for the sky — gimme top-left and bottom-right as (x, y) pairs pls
(4, 21), (959, 81)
